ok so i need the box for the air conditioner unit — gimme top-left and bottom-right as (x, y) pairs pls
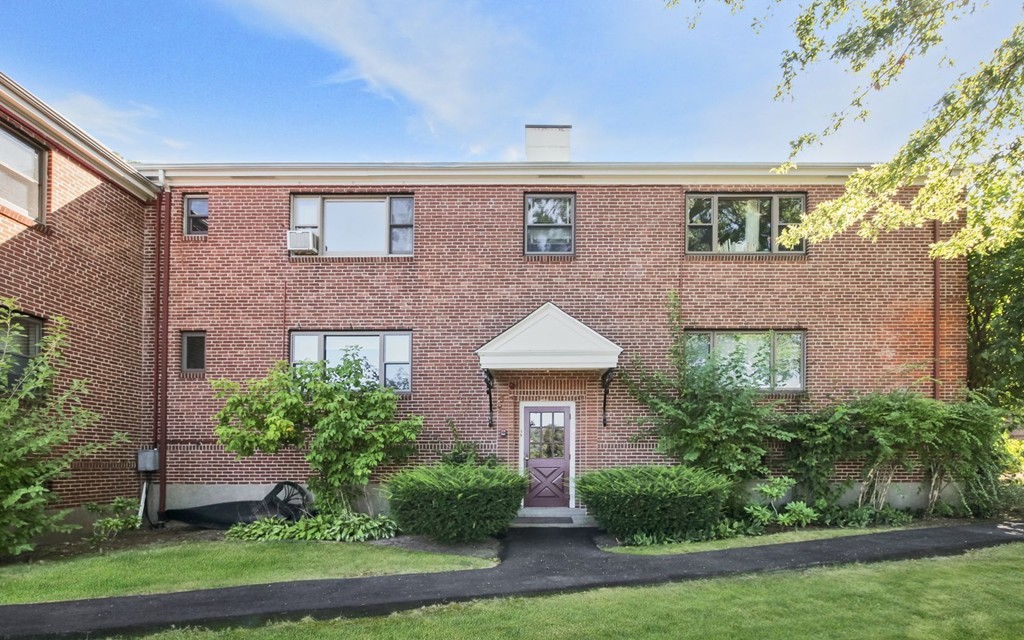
(287, 230), (319, 254)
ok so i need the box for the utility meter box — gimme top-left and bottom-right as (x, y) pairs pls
(137, 448), (160, 472)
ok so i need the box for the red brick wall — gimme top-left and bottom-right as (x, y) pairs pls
(157, 183), (967, 488)
(0, 114), (150, 506)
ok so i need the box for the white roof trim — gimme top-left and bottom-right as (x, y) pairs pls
(476, 302), (623, 370)
(133, 161), (873, 187)
(0, 73), (159, 202)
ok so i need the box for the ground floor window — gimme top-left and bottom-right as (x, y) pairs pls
(290, 331), (412, 392)
(2, 314), (42, 384)
(685, 330), (804, 391)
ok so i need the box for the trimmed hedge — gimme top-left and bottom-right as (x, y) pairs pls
(388, 465), (529, 542)
(576, 465), (733, 543)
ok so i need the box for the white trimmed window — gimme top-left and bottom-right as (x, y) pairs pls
(0, 126), (44, 221)
(525, 194), (574, 255)
(291, 196), (413, 255)
(686, 194), (805, 254)
(685, 330), (805, 391)
(290, 331), (412, 392)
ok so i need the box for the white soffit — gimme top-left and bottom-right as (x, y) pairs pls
(476, 302), (623, 370)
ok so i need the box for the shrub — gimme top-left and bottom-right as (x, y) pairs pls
(84, 497), (141, 542)
(0, 299), (121, 556)
(623, 294), (791, 480)
(226, 512), (398, 542)
(387, 465), (529, 542)
(744, 476), (820, 529)
(438, 419), (499, 467)
(213, 355), (422, 511)
(576, 465), (733, 544)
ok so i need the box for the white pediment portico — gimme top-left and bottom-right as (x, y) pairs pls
(476, 302), (623, 370)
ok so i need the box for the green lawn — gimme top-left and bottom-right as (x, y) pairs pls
(132, 543), (1024, 640)
(0, 541), (493, 604)
(608, 527), (892, 555)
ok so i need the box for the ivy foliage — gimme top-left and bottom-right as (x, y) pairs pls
(968, 238), (1024, 407)
(678, 1), (1024, 257)
(213, 354), (422, 511)
(622, 293), (791, 480)
(0, 298), (120, 556)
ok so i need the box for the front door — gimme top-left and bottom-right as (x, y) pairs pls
(523, 405), (570, 507)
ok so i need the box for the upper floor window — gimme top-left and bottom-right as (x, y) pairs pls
(686, 194), (805, 254)
(291, 195), (413, 255)
(685, 330), (805, 391)
(0, 125), (44, 221)
(184, 196), (208, 236)
(2, 314), (43, 385)
(525, 194), (574, 255)
(290, 331), (411, 392)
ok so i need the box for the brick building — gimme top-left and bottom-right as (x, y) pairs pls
(1, 75), (966, 516)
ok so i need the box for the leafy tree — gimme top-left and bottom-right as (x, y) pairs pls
(213, 354), (422, 511)
(677, 0), (1024, 257)
(968, 238), (1024, 406)
(0, 298), (115, 556)
(622, 293), (791, 479)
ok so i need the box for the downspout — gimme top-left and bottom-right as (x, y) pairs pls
(157, 187), (172, 517)
(932, 220), (941, 400)
(148, 184), (163, 527)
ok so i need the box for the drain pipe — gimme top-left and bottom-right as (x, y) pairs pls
(157, 188), (172, 518)
(932, 220), (941, 400)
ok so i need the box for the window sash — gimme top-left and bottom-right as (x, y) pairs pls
(289, 331), (412, 392)
(291, 195), (413, 256)
(184, 196), (209, 235)
(524, 194), (575, 255)
(685, 194), (806, 255)
(685, 330), (805, 391)
(0, 126), (44, 221)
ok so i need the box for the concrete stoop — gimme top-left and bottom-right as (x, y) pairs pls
(512, 507), (596, 527)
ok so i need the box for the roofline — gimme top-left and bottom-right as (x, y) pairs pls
(0, 73), (160, 202)
(134, 161), (874, 188)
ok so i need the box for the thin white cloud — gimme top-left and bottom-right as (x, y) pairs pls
(232, 0), (536, 153)
(50, 93), (189, 156)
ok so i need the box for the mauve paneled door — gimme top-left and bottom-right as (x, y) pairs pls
(523, 406), (570, 507)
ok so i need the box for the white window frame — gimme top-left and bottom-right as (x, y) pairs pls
(685, 330), (806, 392)
(183, 196), (209, 236)
(290, 195), (414, 256)
(289, 331), (413, 392)
(524, 193), (575, 256)
(0, 125), (46, 222)
(685, 194), (806, 255)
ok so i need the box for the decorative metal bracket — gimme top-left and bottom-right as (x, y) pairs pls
(600, 368), (617, 427)
(482, 368), (495, 428)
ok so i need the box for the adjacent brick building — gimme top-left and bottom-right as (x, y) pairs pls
(1, 75), (966, 514)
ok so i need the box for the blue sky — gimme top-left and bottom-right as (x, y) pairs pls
(3, 1), (1020, 164)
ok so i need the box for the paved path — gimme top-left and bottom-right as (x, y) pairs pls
(2, 522), (1022, 638)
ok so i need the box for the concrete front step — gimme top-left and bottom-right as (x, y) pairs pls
(512, 507), (596, 528)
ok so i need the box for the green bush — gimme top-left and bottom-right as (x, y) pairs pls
(576, 465), (733, 544)
(226, 512), (398, 542)
(387, 465), (529, 542)
(84, 497), (141, 542)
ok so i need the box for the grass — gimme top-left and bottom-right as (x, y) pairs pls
(607, 527), (893, 555)
(133, 543), (1024, 640)
(0, 540), (493, 604)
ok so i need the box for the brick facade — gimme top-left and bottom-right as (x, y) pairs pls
(0, 111), (152, 507)
(155, 182), (967, 499)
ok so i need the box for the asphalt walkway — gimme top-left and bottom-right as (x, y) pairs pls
(2, 521), (1022, 638)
